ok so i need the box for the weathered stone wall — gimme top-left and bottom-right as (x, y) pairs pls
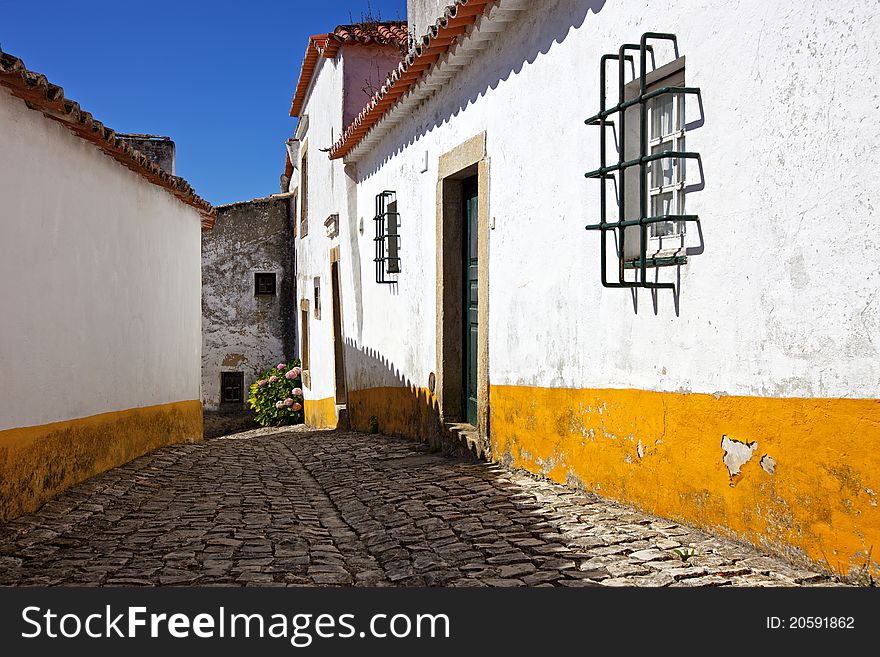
(117, 134), (176, 175)
(202, 194), (295, 412)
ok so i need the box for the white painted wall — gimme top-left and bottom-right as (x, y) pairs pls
(296, 53), (347, 403)
(0, 87), (203, 431)
(333, 0), (880, 401)
(407, 0), (450, 41)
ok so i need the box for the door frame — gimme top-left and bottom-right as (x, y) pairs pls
(436, 132), (490, 439)
(462, 175), (479, 426)
(329, 246), (347, 406)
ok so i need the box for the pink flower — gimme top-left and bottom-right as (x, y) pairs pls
(293, 366), (302, 376)
(283, 398), (294, 407)
(292, 387), (303, 396)
(257, 379), (266, 387)
(275, 400), (284, 409)
(285, 370), (296, 380)
(269, 375), (278, 383)
(292, 403), (302, 412)
(277, 363), (286, 370)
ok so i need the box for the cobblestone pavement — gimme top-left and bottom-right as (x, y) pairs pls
(0, 428), (843, 587)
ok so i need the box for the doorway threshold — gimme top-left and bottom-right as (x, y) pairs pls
(443, 422), (488, 462)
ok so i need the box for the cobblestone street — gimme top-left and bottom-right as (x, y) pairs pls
(0, 428), (842, 587)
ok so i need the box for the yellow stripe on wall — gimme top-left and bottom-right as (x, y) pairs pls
(304, 396), (338, 429)
(347, 386), (438, 439)
(0, 400), (203, 520)
(490, 385), (880, 578)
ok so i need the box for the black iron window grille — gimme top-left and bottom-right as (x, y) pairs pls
(220, 371), (244, 404)
(255, 272), (277, 296)
(373, 190), (401, 284)
(584, 32), (704, 290)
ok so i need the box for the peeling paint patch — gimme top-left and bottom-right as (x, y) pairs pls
(637, 439), (645, 459)
(760, 454), (777, 475)
(721, 435), (758, 486)
(222, 353), (246, 367)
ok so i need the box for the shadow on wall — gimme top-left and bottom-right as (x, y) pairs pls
(342, 338), (451, 454)
(357, 0), (608, 179)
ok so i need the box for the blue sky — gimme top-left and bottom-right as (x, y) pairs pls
(2, 0), (407, 205)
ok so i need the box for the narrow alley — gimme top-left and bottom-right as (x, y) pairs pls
(0, 429), (841, 588)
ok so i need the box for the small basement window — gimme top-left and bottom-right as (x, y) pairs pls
(255, 272), (277, 296)
(220, 372), (244, 404)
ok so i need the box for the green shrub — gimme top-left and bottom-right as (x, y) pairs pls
(247, 359), (305, 427)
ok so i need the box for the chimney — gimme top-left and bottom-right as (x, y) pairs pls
(118, 134), (176, 176)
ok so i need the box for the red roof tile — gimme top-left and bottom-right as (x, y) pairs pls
(289, 22), (409, 118)
(0, 49), (216, 230)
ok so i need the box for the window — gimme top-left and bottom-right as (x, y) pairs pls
(220, 372), (244, 404)
(300, 299), (310, 385)
(314, 277), (321, 319)
(373, 191), (401, 284)
(386, 199), (401, 273)
(584, 32), (703, 290)
(299, 146), (309, 238)
(647, 69), (686, 241)
(255, 272), (276, 296)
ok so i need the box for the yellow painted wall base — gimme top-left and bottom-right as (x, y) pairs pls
(490, 385), (880, 578)
(0, 400), (203, 520)
(347, 386), (439, 439)
(304, 396), (338, 429)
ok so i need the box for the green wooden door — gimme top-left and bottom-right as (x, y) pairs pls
(463, 176), (479, 426)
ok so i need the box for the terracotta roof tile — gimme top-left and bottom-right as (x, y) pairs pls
(0, 49), (216, 229)
(329, 0), (497, 160)
(290, 21), (409, 118)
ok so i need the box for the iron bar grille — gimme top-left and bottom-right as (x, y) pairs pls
(220, 372), (244, 404)
(254, 272), (277, 296)
(373, 190), (401, 284)
(584, 32), (703, 290)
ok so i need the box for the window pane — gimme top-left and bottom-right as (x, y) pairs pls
(651, 144), (675, 189)
(650, 192), (675, 237)
(387, 201), (400, 273)
(652, 95), (674, 137)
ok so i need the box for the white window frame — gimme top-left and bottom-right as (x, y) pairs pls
(648, 90), (686, 243)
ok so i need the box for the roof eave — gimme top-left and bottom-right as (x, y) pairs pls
(0, 49), (216, 228)
(330, 0), (530, 162)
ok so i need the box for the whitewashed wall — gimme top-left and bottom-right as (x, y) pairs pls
(0, 87), (203, 431)
(296, 43), (418, 406)
(296, 54), (347, 403)
(342, 0), (880, 401)
(407, 0), (452, 42)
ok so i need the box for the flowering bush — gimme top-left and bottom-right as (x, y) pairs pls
(247, 359), (305, 427)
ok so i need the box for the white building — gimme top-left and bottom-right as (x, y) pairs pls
(0, 50), (212, 519)
(288, 21), (411, 428)
(289, 0), (880, 578)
